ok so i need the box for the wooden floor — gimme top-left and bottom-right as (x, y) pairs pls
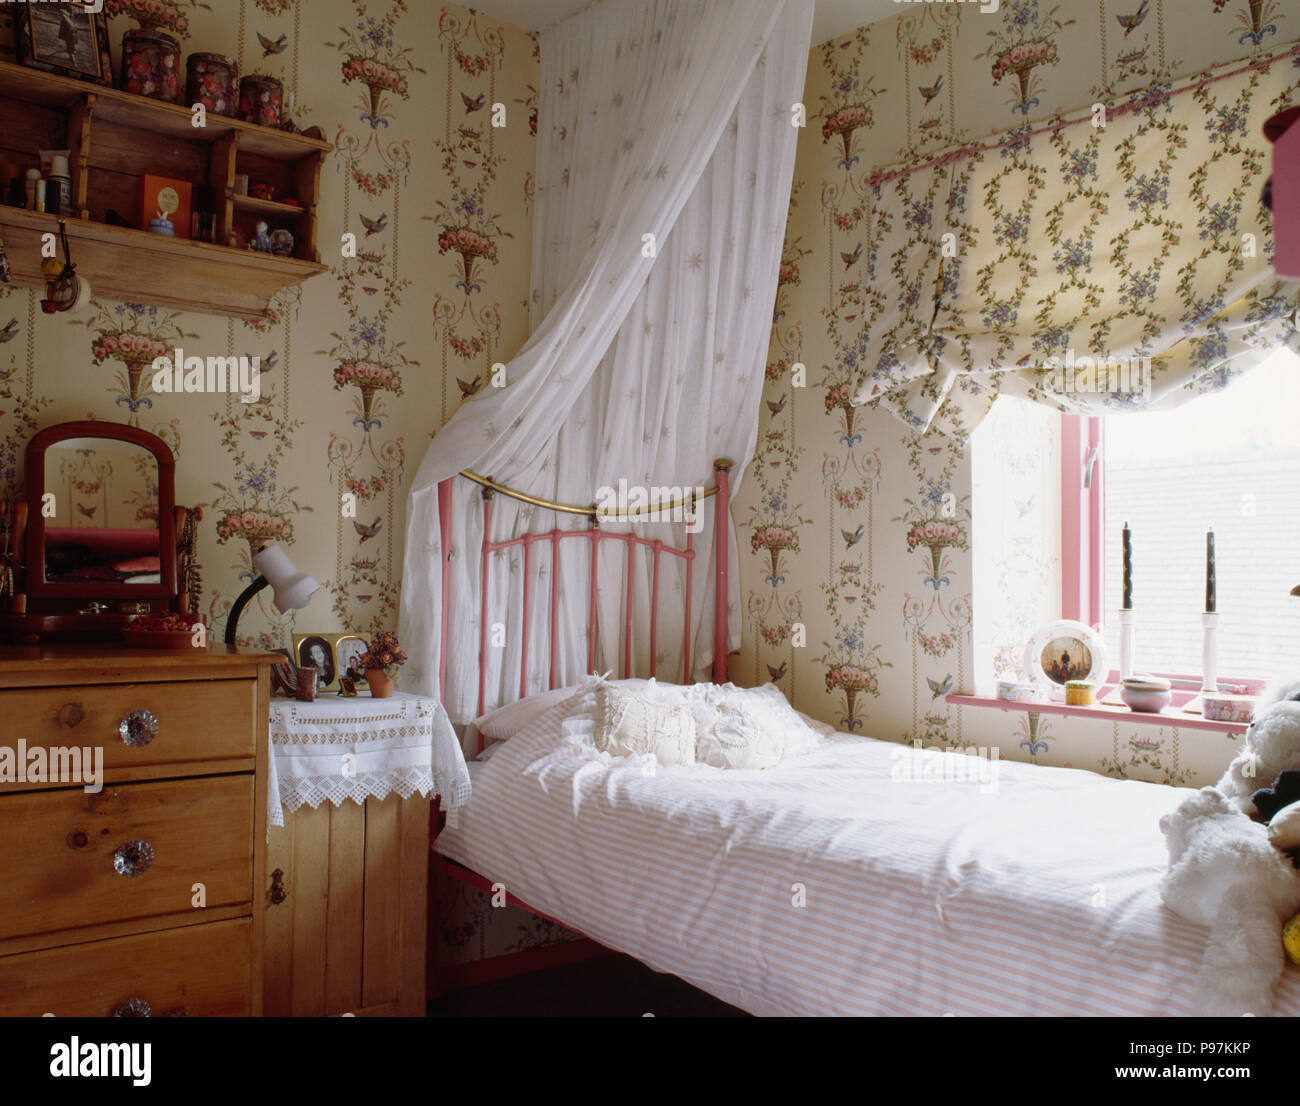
(427, 952), (749, 1017)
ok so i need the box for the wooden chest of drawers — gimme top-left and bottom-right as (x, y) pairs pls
(0, 645), (276, 1018)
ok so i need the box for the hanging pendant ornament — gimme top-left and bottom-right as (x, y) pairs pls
(40, 220), (90, 314)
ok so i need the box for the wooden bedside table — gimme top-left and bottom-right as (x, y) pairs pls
(262, 691), (469, 1017)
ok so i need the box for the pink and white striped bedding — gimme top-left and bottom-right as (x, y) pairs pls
(438, 706), (1300, 1016)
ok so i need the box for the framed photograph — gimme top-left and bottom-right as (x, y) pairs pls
(1024, 620), (1109, 694)
(333, 634), (368, 682)
(13, 2), (113, 86)
(337, 677), (358, 698)
(293, 634), (337, 691)
(268, 648), (297, 698)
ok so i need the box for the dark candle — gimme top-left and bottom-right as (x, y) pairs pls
(1206, 528), (1216, 613)
(1121, 522), (1132, 610)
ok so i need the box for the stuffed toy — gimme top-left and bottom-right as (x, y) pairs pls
(1159, 678), (1300, 1014)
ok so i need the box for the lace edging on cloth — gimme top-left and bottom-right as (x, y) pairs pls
(269, 767), (472, 827)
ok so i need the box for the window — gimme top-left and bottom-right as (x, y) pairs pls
(1101, 348), (1300, 681)
(973, 347), (1300, 690)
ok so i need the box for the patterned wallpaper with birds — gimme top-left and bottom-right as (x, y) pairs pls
(0, 0), (538, 651)
(734, 0), (1297, 788)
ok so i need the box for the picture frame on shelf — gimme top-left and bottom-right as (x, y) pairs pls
(13, 2), (113, 87)
(1024, 620), (1109, 697)
(337, 676), (358, 698)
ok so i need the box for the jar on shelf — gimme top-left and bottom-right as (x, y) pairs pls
(121, 30), (182, 104)
(186, 53), (239, 117)
(238, 75), (283, 128)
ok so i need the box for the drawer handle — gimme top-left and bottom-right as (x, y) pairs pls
(112, 839), (155, 878)
(118, 709), (159, 748)
(112, 997), (151, 1017)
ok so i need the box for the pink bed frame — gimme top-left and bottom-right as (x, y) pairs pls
(428, 462), (734, 996)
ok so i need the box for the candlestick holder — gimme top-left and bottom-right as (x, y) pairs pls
(1118, 608), (1135, 681)
(1185, 610), (1220, 715)
(1200, 610), (1219, 695)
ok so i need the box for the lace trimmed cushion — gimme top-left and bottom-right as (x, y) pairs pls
(692, 682), (826, 770)
(593, 681), (697, 766)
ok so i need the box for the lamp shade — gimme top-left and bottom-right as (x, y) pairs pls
(253, 543), (320, 615)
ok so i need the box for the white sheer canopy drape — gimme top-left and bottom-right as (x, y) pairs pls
(401, 0), (814, 719)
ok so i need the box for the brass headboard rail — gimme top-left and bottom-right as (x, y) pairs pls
(458, 464), (727, 519)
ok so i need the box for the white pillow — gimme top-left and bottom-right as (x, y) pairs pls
(467, 678), (657, 750)
(594, 682), (696, 767)
(693, 683), (825, 770)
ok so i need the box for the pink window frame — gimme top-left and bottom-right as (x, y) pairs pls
(1060, 412), (1104, 630)
(1057, 410), (1266, 698)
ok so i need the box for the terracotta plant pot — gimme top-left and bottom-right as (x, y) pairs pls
(365, 669), (395, 698)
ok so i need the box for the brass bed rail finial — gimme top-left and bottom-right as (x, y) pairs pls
(457, 468), (723, 519)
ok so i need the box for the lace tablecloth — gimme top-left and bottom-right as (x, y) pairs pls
(267, 692), (470, 829)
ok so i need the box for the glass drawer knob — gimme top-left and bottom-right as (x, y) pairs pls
(112, 997), (151, 1017)
(112, 839), (154, 877)
(119, 709), (158, 747)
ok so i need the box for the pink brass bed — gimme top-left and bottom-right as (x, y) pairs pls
(426, 467), (1300, 1018)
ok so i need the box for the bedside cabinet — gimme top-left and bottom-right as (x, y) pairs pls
(0, 645), (276, 1017)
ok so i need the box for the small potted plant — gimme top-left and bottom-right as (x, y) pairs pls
(358, 630), (405, 698)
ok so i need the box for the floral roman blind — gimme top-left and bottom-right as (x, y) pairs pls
(847, 42), (1300, 439)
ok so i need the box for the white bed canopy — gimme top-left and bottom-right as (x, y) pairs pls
(400, 0), (814, 719)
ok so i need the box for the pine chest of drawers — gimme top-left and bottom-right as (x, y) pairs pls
(0, 645), (276, 1017)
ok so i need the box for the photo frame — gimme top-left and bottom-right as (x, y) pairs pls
(337, 676), (358, 698)
(332, 634), (368, 683)
(13, 2), (113, 86)
(1024, 620), (1109, 694)
(268, 648), (297, 698)
(292, 633), (337, 692)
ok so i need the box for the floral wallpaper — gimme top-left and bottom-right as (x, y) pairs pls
(0, 0), (535, 643)
(734, 0), (1297, 788)
(0, 1), (547, 963)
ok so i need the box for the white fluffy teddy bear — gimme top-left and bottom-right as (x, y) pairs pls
(1158, 679), (1300, 1016)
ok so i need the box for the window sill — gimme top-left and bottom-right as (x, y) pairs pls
(946, 685), (1253, 735)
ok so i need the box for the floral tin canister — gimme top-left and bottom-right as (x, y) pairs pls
(186, 53), (239, 117)
(996, 680), (1041, 703)
(122, 30), (182, 103)
(1202, 693), (1256, 724)
(238, 74), (283, 127)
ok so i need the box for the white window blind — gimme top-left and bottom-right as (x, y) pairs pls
(1102, 348), (1300, 682)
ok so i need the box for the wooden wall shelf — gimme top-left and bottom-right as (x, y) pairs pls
(0, 60), (332, 321)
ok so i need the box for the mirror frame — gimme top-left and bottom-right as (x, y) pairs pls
(25, 420), (178, 600)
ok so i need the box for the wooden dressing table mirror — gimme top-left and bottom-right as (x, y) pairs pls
(0, 420), (202, 642)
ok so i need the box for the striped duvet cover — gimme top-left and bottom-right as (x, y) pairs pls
(436, 709), (1300, 1016)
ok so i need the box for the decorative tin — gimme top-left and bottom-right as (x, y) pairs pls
(186, 52), (238, 117)
(1202, 692), (1256, 724)
(121, 29), (181, 103)
(238, 74), (283, 127)
(995, 680), (1042, 703)
(1064, 680), (1097, 706)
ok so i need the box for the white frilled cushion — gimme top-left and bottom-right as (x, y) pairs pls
(594, 681), (697, 767)
(542, 677), (826, 772)
(690, 682), (826, 770)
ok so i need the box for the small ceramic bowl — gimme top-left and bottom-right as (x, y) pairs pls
(1202, 693), (1255, 724)
(1121, 675), (1173, 713)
